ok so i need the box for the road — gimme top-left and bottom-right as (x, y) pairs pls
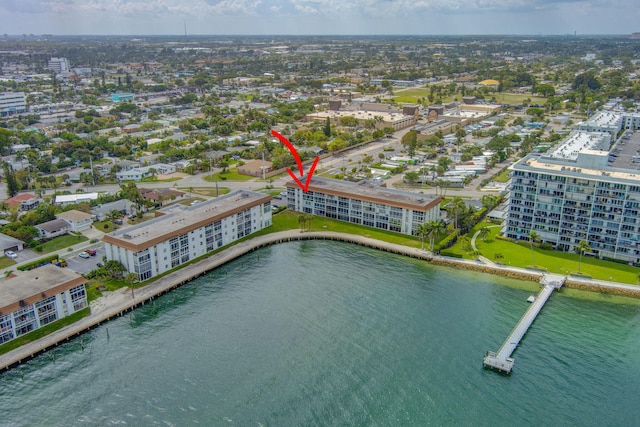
(0, 126), (510, 205)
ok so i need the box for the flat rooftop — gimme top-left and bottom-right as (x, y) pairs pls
(104, 190), (270, 250)
(310, 110), (413, 123)
(581, 111), (622, 127)
(547, 131), (609, 160)
(514, 155), (640, 184)
(0, 265), (87, 313)
(288, 177), (441, 211)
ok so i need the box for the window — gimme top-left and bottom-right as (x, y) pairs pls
(36, 296), (58, 326)
(70, 285), (87, 311)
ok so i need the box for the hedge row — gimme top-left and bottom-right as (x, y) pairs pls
(18, 255), (60, 271)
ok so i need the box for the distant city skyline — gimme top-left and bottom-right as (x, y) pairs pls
(1, 0), (639, 37)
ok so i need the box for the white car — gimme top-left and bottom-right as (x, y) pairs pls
(78, 251), (91, 259)
(4, 250), (17, 259)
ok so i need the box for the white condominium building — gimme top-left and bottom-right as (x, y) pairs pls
(103, 190), (272, 281)
(0, 265), (88, 344)
(287, 177), (442, 236)
(47, 57), (70, 74)
(506, 130), (640, 264)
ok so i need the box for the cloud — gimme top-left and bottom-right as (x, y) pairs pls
(1, 0), (55, 13)
(1, 0), (638, 34)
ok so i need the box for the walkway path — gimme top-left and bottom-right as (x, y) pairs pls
(471, 225), (502, 265)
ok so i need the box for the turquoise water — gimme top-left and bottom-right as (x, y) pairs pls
(1, 241), (639, 426)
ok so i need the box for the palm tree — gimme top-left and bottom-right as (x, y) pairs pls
(125, 272), (138, 298)
(416, 222), (430, 250)
(427, 220), (445, 252)
(298, 214), (308, 232)
(106, 210), (121, 231)
(448, 197), (466, 230)
(575, 240), (592, 273)
(529, 230), (539, 266)
(479, 226), (490, 242)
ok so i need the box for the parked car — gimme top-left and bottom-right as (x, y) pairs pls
(4, 250), (17, 259)
(78, 251), (91, 259)
(85, 249), (97, 256)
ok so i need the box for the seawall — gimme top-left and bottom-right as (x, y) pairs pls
(1, 230), (638, 372)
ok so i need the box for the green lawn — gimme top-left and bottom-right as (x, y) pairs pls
(392, 88), (550, 106)
(492, 169), (511, 183)
(0, 257), (15, 269)
(203, 169), (255, 182)
(94, 220), (116, 233)
(253, 211), (422, 248)
(0, 308), (90, 356)
(448, 224), (640, 284)
(38, 234), (88, 254)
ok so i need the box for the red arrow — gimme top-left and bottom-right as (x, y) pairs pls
(271, 130), (320, 193)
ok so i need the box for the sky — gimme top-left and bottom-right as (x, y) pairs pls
(1, 0), (639, 36)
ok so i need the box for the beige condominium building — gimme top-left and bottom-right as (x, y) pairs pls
(103, 190), (272, 281)
(286, 177), (442, 235)
(0, 265), (88, 344)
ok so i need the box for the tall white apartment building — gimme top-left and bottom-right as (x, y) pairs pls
(47, 57), (70, 74)
(103, 190), (272, 281)
(286, 177), (442, 236)
(0, 92), (27, 117)
(506, 129), (640, 264)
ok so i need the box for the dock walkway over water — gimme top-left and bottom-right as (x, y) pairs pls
(483, 274), (565, 374)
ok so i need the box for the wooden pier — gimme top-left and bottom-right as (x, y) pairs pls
(483, 274), (565, 374)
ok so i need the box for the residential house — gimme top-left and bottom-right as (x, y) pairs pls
(0, 233), (25, 253)
(54, 193), (99, 207)
(5, 193), (42, 211)
(92, 199), (134, 221)
(238, 159), (273, 177)
(36, 218), (71, 239)
(56, 210), (94, 232)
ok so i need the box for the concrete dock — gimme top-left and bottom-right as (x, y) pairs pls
(483, 274), (565, 374)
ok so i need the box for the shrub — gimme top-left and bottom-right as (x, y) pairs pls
(35, 245), (43, 252)
(539, 242), (553, 250)
(435, 229), (458, 251)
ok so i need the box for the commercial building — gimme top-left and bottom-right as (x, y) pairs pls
(286, 177), (442, 236)
(47, 57), (70, 74)
(505, 129), (640, 264)
(578, 111), (623, 135)
(306, 101), (418, 131)
(578, 111), (640, 135)
(0, 265), (88, 344)
(0, 92), (27, 117)
(102, 190), (272, 281)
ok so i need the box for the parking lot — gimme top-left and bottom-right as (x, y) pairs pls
(65, 246), (106, 275)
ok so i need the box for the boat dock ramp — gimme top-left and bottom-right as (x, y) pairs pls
(483, 273), (565, 374)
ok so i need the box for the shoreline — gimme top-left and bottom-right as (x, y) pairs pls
(1, 230), (639, 372)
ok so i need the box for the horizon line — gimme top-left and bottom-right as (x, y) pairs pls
(1, 33), (637, 38)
